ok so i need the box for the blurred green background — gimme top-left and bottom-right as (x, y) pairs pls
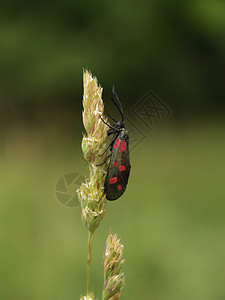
(1, 1), (225, 299)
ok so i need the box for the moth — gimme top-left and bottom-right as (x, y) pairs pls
(98, 87), (131, 200)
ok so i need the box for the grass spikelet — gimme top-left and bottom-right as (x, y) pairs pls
(78, 69), (108, 233)
(102, 230), (125, 300)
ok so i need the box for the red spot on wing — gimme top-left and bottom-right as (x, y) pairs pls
(116, 184), (122, 191)
(118, 165), (126, 171)
(119, 140), (126, 152)
(113, 161), (118, 167)
(113, 138), (120, 149)
(109, 177), (118, 184)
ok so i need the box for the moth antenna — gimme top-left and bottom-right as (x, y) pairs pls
(106, 108), (117, 123)
(112, 86), (124, 122)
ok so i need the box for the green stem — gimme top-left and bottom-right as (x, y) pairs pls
(87, 230), (94, 296)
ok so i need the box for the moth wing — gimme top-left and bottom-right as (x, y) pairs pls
(105, 141), (131, 201)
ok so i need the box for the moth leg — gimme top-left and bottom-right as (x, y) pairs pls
(98, 143), (111, 156)
(98, 134), (118, 156)
(95, 154), (111, 166)
(100, 116), (119, 131)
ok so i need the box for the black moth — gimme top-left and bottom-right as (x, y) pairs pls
(98, 87), (131, 201)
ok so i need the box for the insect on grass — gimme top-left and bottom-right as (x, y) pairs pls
(97, 87), (131, 201)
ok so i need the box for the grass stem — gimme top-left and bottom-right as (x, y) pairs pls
(87, 230), (94, 296)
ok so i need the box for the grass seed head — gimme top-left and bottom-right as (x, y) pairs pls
(102, 230), (125, 299)
(78, 70), (109, 232)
